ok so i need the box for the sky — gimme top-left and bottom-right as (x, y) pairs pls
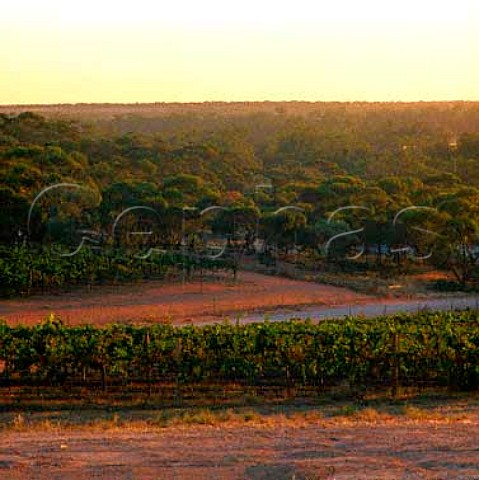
(1, 0), (479, 104)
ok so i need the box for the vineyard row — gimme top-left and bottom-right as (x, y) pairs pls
(1, 310), (479, 393)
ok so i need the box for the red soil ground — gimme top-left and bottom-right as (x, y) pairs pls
(2, 418), (479, 479)
(0, 272), (375, 326)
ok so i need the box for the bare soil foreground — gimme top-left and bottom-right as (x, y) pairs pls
(2, 416), (479, 479)
(0, 272), (377, 326)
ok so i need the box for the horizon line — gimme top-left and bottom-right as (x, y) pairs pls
(1, 99), (478, 108)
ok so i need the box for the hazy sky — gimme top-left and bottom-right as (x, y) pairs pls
(1, 0), (478, 104)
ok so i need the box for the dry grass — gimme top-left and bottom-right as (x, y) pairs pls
(311, 269), (457, 299)
(4, 408), (271, 433)
(401, 404), (473, 423)
(3, 387), (479, 434)
(4, 393), (479, 434)
(9, 413), (64, 432)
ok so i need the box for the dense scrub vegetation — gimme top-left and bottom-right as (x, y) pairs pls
(1, 310), (479, 393)
(1, 102), (479, 295)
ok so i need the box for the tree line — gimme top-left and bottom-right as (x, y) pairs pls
(1, 106), (479, 294)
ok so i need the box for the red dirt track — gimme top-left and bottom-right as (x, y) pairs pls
(0, 272), (374, 326)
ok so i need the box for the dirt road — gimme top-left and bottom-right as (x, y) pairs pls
(242, 296), (479, 324)
(0, 271), (478, 326)
(0, 272), (374, 326)
(2, 419), (479, 479)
